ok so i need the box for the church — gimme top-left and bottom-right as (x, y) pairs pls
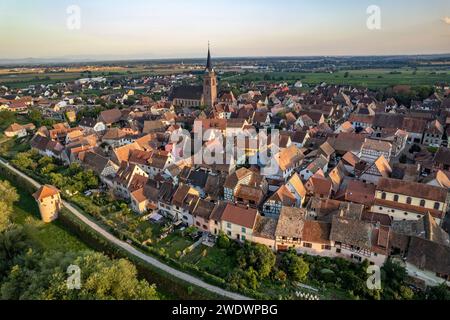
(169, 45), (218, 108)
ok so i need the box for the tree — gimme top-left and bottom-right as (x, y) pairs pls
(0, 180), (19, 208)
(274, 270), (287, 283)
(0, 201), (13, 232)
(0, 111), (17, 131)
(38, 156), (53, 167)
(49, 173), (66, 187)
(144, 227), (153, 240)
(236, 243), (276, 280)
(28, 109), (45, 127)
(12, 152), (35, 170)
(426, 283), (450, 300)
(280, 250), (309, 282)
(243, 267), (259, 290)
(40, 163), (56, 175)
(381, 259), (412, 300)
(227, 268), (259, 290)
(0, 226), (30, 279)
(0, 251), (159, 300)
(216, 232), (231, 249)
(0, 181), (19, 232)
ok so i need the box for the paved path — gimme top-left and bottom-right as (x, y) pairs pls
(0, 158), (251, 300)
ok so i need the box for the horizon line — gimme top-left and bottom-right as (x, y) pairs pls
(1, 52), (450, 66)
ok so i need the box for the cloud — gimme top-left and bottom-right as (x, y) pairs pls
(443, 17), (450, 25)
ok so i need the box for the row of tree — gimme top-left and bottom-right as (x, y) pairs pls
(12, 151), (99, 195)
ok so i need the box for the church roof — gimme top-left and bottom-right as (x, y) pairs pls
(169, 85), (203, 101)
(206, 44), (213, 71)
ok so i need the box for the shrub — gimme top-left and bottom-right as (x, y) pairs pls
(216, 232), (231, 249)
(280, 249), (309, 282)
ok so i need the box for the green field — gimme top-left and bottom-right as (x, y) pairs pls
(2, 65), (448, 90)
(224, 68), (450, 89)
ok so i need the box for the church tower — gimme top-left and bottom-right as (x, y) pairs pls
(203, 43), (217, 108)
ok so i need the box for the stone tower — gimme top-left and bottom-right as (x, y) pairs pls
(32, 185), (62, 223)
(203, 43), (218, 108)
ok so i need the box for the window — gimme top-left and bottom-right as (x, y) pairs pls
(241, 235), (246, 241)
(394, 195), (399, 202)
(381, 192), (387, 200)
(434, 202), (440, 210)
(420, 200), (426, 207)
(241, 227), (246, 234)
(227, 231), (231, 236)
(303, 243), (312, 248)
(322, 245), (332, 250)
(406, 197), (412, 205)
(227, 223), (232, 229)
(336, 248), (341, 253)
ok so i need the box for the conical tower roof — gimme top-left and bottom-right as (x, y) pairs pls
(206, 42), (213, 72)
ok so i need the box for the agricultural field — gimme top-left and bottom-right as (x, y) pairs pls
(0, 65), (197, 88)
(223, 68), (450, 89)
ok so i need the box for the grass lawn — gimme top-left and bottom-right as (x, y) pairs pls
(137, 220), (164, 240)
(182, 245), (236, 279)
(319, 287), (353, 300)
(154, 231), (194, 257)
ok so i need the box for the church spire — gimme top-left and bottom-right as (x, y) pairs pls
(206, 42), (213, 72)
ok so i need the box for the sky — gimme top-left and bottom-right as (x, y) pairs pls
(0, 0), (449, 60)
